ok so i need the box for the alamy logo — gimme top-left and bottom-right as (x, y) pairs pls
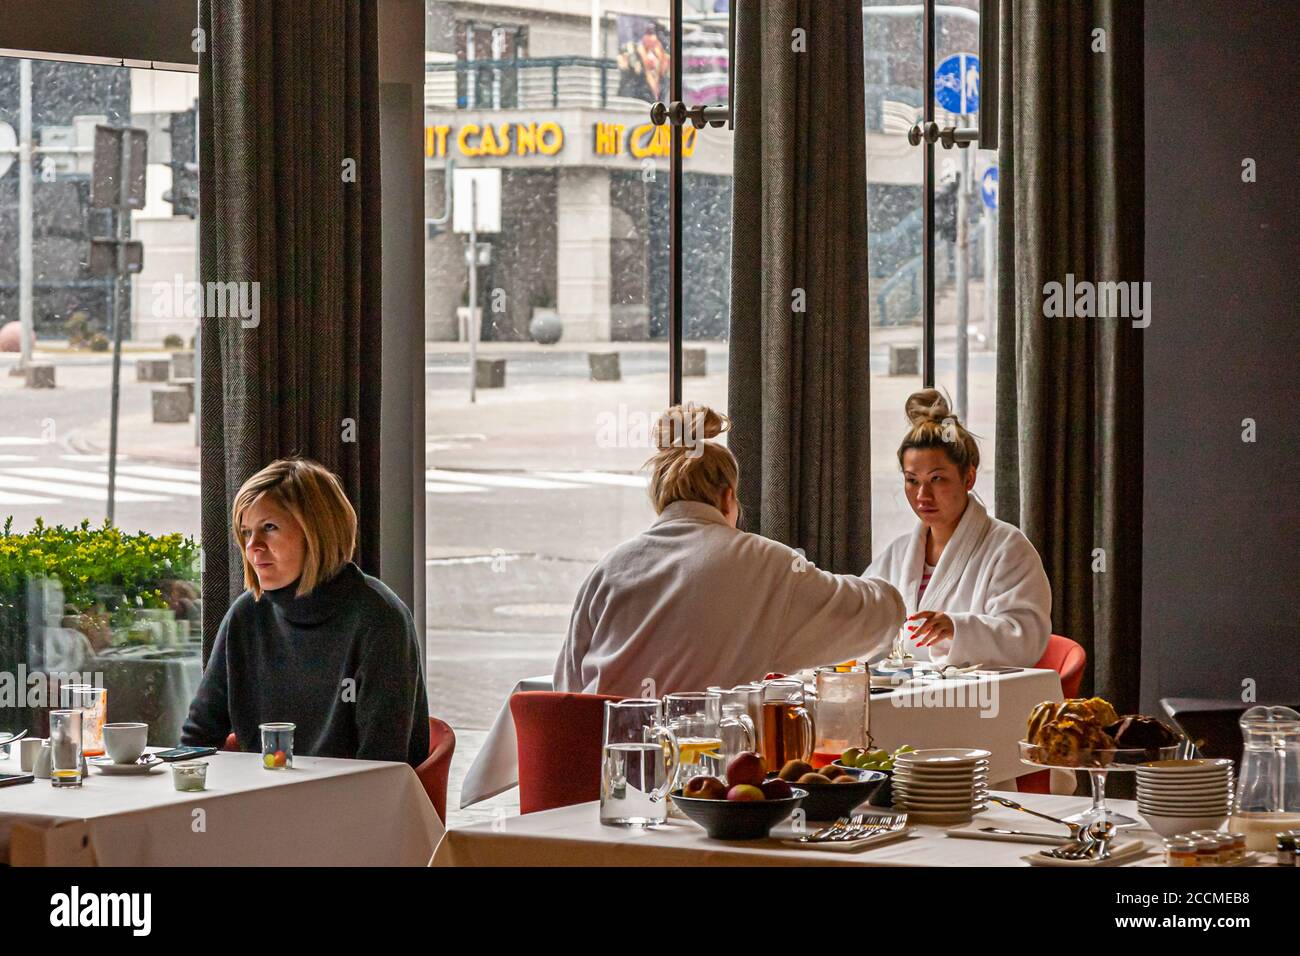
(151, 273), (261, 328)
(49, 886), (151, 936)
(1042, 273), (1151, 328)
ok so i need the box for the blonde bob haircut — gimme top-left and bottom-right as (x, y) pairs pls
(232, 458), (357, 599)
(644, 403), (739, 515)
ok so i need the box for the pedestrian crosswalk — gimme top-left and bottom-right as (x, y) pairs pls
(0, 458), (201, 506)
(1, 459), (645, 505)
(425, 468), (647, 495)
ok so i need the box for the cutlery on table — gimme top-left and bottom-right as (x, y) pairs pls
(987, 795), (1089, 846)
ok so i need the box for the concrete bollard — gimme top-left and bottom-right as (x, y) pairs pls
(151, 386), (190, 423)
(137, 358), (171, 382)
(24, 364), (56, 389)
(474, 358), (506, 389)
(588, 352), (621, 382)
(171, 377), (196, 414)
(171, 351), (195, 380)
(682, 347), (707, 377)
(889, 344), (920, 376)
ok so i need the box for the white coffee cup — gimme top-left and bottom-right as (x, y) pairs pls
(19, 737), (44, 772)
(103, 723), (149, 764)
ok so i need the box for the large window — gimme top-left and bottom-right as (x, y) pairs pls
(0, 57), (202, 749)
(425, 0), (680, 824)
(867, 0), (998, 549)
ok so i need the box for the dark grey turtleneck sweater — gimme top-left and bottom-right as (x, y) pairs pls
(181, 563), (429, 767)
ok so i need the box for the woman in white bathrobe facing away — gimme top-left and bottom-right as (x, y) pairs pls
(554, 404), (906, 698)
(864, 389), (1052, 668)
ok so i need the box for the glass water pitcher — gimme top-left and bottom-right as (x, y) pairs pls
(1230, 705), (1300, 851)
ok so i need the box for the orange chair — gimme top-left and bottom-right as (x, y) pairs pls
(223, 721), (454, 823)
(1018, 634), (1087, 794)
(510, 691), (623, 814)
(415, 717), (456, 824)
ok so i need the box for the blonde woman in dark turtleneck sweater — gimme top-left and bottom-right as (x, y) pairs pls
(182, 458), (428, 767)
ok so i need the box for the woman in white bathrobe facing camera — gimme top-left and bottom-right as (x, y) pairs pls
(864, 389), (1052, 668)
(554, 404), (905, 698)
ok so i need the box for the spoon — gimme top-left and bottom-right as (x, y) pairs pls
(1085, 820), (1116, 861)
(987, 795), (1088, 845)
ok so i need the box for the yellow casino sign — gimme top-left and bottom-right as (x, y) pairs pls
(426, 121), (564, 158)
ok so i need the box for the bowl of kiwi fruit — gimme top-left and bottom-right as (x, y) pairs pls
(772, 759), (888, 820)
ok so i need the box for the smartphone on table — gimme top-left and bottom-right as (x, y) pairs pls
(153, 746), (218, 762)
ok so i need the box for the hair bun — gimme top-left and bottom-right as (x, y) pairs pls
(654, 403), (730, 450)
(904, 388), (953, 426)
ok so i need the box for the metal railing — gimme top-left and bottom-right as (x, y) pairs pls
(426, 56), (653, 112)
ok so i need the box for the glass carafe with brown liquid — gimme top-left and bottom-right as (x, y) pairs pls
(761, 679), (813, 774)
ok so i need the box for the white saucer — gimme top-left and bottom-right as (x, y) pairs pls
(90, 755), (164, 775)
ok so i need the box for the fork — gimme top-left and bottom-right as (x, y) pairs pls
(801, 817), (851, 843)
(834, 813), (908, 842)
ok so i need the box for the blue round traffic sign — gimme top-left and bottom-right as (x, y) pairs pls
(935, 53), (979, 114)
(981, 166), (998, 210)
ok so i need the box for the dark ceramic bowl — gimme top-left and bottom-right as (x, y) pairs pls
(776, 767), (888, 820)
(833, 760), (895, 807)
(670, 787), (808, 840)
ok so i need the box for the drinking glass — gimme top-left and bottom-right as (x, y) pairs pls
(601, 699), (679, 826)
(708, 683), (765, 760)
(49, 709), (84, 788)
(61, 684), (107, 758)
(761, 679), (814, 773)
(812, 668), (870, 768)
(664, 691), (755, 784)
(259, 722), (295, 769)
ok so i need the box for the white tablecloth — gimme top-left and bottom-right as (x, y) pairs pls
(434, 792), (1195, 867)
(459, 669), (1064, 807)
(0, 749), (443, 866)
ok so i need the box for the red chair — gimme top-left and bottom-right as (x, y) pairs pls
(1018, 634), (1087, 793)
(510, 691), (623, 814)
(415, 717), (456, 824)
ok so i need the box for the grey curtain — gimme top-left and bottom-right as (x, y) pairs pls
(994, 0), (1145, 709)
(197, 0), (383, 657)
(727, 0), (872, 574)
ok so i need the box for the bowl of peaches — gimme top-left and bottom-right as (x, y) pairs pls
(671, 752), (807, 840)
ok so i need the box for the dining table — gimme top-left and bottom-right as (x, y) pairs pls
(433, 791), (1264, 867)
(459, 667), (1066, 808)
(0, 748), (443, 866)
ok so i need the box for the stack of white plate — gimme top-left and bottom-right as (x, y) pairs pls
(1136, 758), (1234, 836)
(892, 748), (992, 824)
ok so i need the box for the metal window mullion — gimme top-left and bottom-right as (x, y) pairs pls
(668, 0), (683, 406)
(923, 0), (936, 388)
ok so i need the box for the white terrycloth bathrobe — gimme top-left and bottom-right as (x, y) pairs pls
(863, 496), (1052, 668)
(554, 500), (906, 697)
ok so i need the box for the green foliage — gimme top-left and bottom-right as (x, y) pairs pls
(0, 516), (198, 618)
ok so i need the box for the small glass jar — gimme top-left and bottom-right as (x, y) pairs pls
(259, 722), (295, 770)
(1164, 838), (1198, 867)
(1277, 830), (1300, 867)
(1223, 831), (1246, 864)
(1192, 836), (1221, 866)
(171, 760), (208, 792)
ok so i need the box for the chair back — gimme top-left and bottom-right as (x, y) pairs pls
(416, 717), (456, 823)
(510, 691), (623, 814)
(1020, 635), (1088, 793)
(1034, 634), (1087, 699)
